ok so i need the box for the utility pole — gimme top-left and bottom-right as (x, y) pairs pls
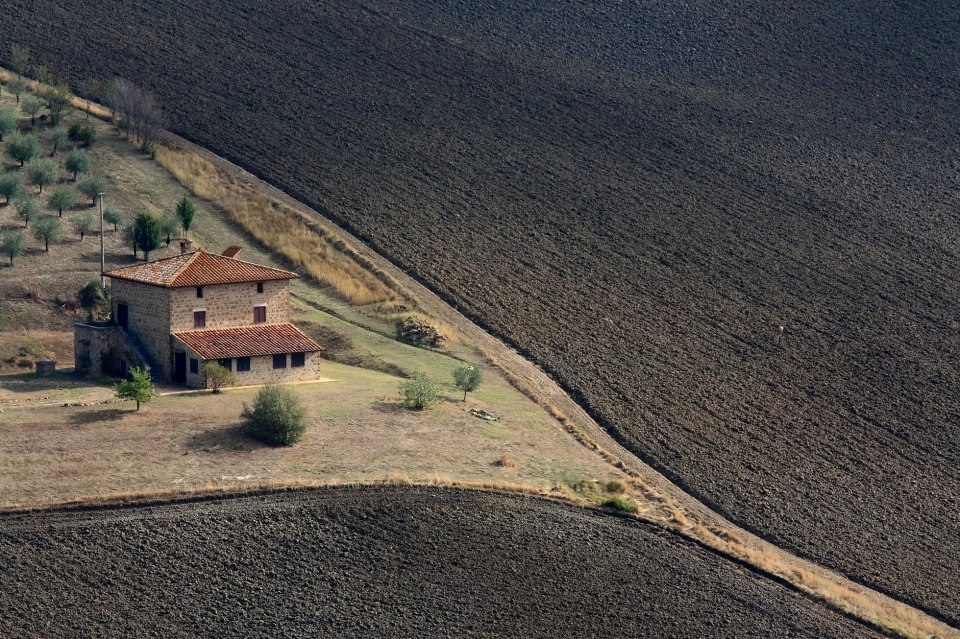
(98, 192), (105, 286)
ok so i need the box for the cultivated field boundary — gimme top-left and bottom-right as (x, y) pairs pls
(0, 68), (954, 639)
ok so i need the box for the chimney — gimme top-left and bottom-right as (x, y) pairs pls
(179, 238), (193, 254)
(221, 245), (242, 258)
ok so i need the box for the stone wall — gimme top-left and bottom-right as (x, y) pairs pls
(110, 280), (172, 379)
(74, 323), (151, 378)
(169, 280), (290, 332)
(176, 341), (321, 389)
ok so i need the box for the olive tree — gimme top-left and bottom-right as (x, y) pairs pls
(71, 214), (94, 241)
(27, 158), (58, 194)
(21, 96), (43, 128)
(47, 186), (75, 216)
(122, 222), (138, 258)
(10, 45), (30, 80)
(65, 149), (90, 180)
(15, 195), (39, 227)
(452, 364), (483, 401)
(103, 206), (123, 231)
(33, 215), (61, 251)
(7, 132), (39, 167)
(7, 78), (26, 104)
(1, 231), (25, 266)
(0, 108), (17, 142)
(399, 372), (442, 410)
(0, 171), (22, 204)
(47, 126), (67, 155)
(159, 213), (181, 245)
(77, 175), (107, 205)
(41, 85), (72, 126)
(132, 212), (161, 261)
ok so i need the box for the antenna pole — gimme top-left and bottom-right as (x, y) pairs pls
(98, 192), (105, 286)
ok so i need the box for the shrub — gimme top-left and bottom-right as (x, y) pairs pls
(399, 372), (442, 410)
(67, 122), (82, 141)
(601, 495), (638, 514)
(202, 362), (236, 393)
(115, 366), (155, 411)
(395, 316), (445, 347)
(605, 479), (627, 494)
(452, 363), (483, 401)
(242, 385), (307, 445)
(77, 125), (96, 148)
(77, 279), (107, 320)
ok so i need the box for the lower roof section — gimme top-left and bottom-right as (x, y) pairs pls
(172, 323), (323, 360)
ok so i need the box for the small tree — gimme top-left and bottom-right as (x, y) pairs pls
(176, 196), (196, 235)
(122, 222), (138, 258)
(0, 231), (25, 266)
(21, 96), (43, 128)
(159, 213), (181, 246)
(452, 364), (483, 401)
(0, 108), (17, 142)
(77, 175), (107, 205)
(41, 85), (72, 126)
(0, 172), (22, 204)
(242, 385), (307, 445)
(104, 206), (123, 231)
(65, 149), (90, 180)
(7, 132), (39, 167)
(399, 372), (442, 410)
(77, 279), (107, 320)
(10, 45), (30, 80)
(202, 362), (236, 393)
(47, 126), (68, 155)
(27, 158), (58, 194)
(7, 78), (26, 105)
(132, 212), (161, 261)
(33, 215), (61, 251)
(47, 186), (75, 216)
(71, 214), (94, 241)
(115, 366), (155, 411)
(15, 195), (38, 227)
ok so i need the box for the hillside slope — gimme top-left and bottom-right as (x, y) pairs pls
(1, 0), (957, 623)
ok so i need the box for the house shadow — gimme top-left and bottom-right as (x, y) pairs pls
(67, 407), (129, 426)
(186, 423), (268, 453)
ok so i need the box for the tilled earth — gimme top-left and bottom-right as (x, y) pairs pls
(0, 487), (881, 638)
(1, 0), (958, 624)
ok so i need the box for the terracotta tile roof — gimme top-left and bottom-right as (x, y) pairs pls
(172, 323), (323, 360)
(103, 250), (297, 287)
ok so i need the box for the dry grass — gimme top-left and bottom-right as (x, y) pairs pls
(153, 145), (399, 307)
(495, 452), (516, 467)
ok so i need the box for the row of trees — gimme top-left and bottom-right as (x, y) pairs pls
(121, 197), (196, 261)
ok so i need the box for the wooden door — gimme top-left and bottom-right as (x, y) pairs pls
(117, 303), (128, 328)
(174, 351), (187, 384)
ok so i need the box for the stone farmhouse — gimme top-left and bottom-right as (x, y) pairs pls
(75, 248), (323, 387)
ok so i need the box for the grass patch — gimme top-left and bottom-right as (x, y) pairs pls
(601, 495), (638, 514)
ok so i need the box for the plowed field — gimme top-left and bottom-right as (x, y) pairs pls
(1, 0), (958, 624)
(0, 487), (881, 638)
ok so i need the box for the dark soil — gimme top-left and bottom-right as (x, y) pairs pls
(0, 487), (881, 638)
(1, 0), (958, 623)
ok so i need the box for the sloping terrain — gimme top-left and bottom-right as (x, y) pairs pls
(0, 487), (881, 638)
(1, 0), (958, 624)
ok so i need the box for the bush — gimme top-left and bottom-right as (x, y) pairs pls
(77, 279), (108, 320)
(242, 385), (307, 445)
(601, 495), (638, 514)
(202, 362), (236, 393)
(67, 122), (82, 141)
(77, 125), (96, 148)
(395, 316), (445, 347)
(399, 372), (442, 410)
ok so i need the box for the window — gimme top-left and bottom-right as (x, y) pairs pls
(237, 357), (251, 372)
(193, 310), (206, 328)
(218, 358), (233, 371)
(273, 354), (287, 369)
(291, 352), (305, 368)
(196, 287), (204, 298)
(254, 306), (267, 324)
(256, 282), (264, 294)
(189, 358), (199, 374)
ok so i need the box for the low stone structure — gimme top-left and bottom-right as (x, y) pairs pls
(74, 323), (151, 378)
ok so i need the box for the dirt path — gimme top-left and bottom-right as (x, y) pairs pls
(159, 132), (958, 639)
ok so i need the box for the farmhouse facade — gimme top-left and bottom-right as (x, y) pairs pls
(76, 248), (323, 387)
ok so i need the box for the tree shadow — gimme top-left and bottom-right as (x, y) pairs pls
(186, 423), (268, 452)
(67, 407), (129, 426)
(370, 399), (407, 415)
